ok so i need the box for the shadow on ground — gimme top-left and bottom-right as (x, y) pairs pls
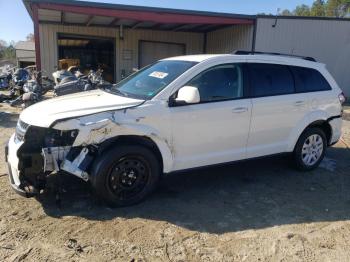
(37, 145), (350, 234)
(0, 111), (18, 128)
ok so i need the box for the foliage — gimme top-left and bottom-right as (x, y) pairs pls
(294, 4), (311, 16)
(281, 0), (350, 17)
(311, 0), (326, 16)
(0, 39), (16, 60)
(26, 33), (34, 42)
(280, 9), (293, 16)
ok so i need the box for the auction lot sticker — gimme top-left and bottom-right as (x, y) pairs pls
(149, 71), (169, 79)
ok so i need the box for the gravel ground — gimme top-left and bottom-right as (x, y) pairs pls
(1, 104), (350, 261)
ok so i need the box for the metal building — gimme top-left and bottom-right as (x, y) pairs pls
(15, 41), (36, 68)
(23, 0), (254, 83)
(255, 16), (350, 97)
(23, 0), (350, 94)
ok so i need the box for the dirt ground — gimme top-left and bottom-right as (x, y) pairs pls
(1, 103), (350, 262)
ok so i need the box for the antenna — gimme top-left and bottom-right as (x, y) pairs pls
(273, 8), (280, 27)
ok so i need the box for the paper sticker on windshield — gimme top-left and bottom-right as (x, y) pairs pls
(149, 71), (169, 79)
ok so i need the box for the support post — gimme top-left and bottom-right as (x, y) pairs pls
(32, 4), (41, 70)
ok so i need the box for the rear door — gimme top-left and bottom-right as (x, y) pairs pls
(246, 63), (310, 158)
(290, 65), (335, 114)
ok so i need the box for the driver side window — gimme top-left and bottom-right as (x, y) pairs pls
(186, 64), (244, 103)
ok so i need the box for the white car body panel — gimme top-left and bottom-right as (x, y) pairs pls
(170, 98), (252, 171)
(19, 89), (144, 127)
(6, 54), (343, 185)
(7, 134), (23, 186)
(247, 93), (311, 158)
(329, 118), (342, 144)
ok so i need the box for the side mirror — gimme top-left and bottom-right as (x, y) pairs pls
(174, 86), (200, 106)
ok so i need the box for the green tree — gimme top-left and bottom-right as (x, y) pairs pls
(280, 0), (350, 17)
(26, 33), (34, 42)
(257, 12), (274, 15)
(326, 0), (350, 17)
(311, 0), (326, 16)
(281, 9), (293, 16)
(338, 0), (350, 17)
(0, 40), (16, 60)
(294, 4), (311, 16)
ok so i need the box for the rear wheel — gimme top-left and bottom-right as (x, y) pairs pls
(294, 127), (327, 171)
(90, 145), (161, 207)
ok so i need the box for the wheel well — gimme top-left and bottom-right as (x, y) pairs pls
(306, 120), (332, 145)
(97, 135), (164, 171)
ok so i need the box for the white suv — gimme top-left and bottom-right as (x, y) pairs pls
(6, 53), (345, 206)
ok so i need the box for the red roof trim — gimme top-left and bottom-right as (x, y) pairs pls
(36, 3), (254, 25)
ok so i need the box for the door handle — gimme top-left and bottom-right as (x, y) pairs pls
(294, 101), (306, 106)
(232, 107), (248, 113)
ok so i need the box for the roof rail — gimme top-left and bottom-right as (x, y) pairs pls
(233, 50), (317, 62)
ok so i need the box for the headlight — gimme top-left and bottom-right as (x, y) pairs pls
(15, 119), (30, 142)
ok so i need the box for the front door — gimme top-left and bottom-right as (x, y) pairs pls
(170, 63), (252, 171)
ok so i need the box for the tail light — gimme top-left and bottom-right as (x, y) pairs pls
(339, 92), (346, 105)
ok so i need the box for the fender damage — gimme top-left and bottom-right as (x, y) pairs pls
(10, 105), (173, 196)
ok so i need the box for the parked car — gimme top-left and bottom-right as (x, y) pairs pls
(6, 52), (345, 207)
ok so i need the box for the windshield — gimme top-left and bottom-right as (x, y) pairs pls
(109, 60), (197, 99)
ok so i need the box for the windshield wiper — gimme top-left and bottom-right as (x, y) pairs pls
(111, 88), (129, 97)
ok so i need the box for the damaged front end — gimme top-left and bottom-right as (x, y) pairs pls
(6, 119), (94, 197)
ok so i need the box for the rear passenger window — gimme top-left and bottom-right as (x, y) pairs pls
(290, 66), (331, 92)
(248, 63), (294, 97)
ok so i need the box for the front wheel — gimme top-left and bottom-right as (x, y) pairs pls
(294, 127), (327, 171)
(90, 145), (161, 207)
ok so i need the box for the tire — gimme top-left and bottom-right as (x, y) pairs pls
(90, 145), (161, 207)
(293, 127), (327, 171)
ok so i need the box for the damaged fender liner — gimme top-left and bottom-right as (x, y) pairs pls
(42, 146), (93, 181)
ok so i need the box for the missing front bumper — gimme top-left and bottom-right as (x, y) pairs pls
(6, 132), (93, 198)
(7, 162), (38, 198)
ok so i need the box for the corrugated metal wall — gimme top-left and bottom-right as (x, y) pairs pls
(39, 24), (204, 81)
(255, 18), (350, 95)
(206, 25), (254, 53)
(15, 50), (36, 63)
(118, 29), (203, 79)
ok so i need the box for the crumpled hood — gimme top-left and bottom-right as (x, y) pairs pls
(20, 89), (144, 127)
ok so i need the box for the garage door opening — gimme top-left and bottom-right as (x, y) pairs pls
(19, 61), (35, 68)
(139, 40), (186, 68)
(58, 34), (115, 82)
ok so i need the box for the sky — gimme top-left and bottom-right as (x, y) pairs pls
(0, 0), (314, 43)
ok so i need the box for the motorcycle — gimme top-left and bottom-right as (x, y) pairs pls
(0, 66), (14, 90)
(9, 70), (55, 108)
(0, 67), (28, 103)
(52, 66), (83, 85)
(11, 68), (30, 97)
(54, 69), (110, 96)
